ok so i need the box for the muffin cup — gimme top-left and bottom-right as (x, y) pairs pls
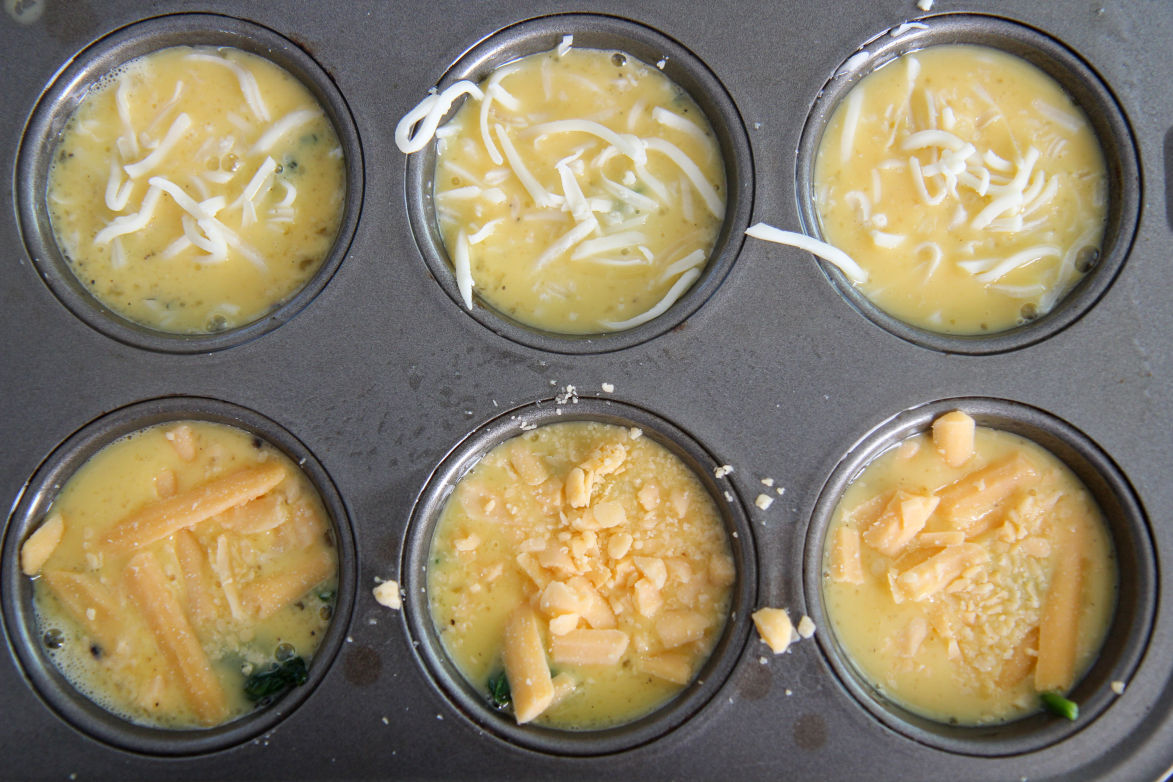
(803, 396), (1155, 755)
(401, 396), (757, 754)
(405, 12), (754, 354)
(794, 13), (1140, 354)
(0, 396), (357, 755)
(14, 12), (364, 353)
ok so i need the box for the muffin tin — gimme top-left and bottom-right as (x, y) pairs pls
(1, 1), (1171, 779)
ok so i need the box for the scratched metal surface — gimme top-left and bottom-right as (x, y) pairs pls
(1, 1), (1171, 779)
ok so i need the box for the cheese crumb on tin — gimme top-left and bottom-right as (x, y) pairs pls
(373, 580), (402, 610)
(797, 615), (816, 639)
(752, 607), (795, 654)
(714, 464), (733, 479)
(755, 493), (774, 510)
(601, 382), (615, 394)
(1111, 680), (1126, 695)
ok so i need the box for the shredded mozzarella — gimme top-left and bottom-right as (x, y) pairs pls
(530, 119), (646, 166)
(468, 219), (502, 244)
(746, 223), (868, 284)
(534, 217), (599, 271)
(185, 52), (269, 121)
(571, 231), (647, 260)
(651, 107), (711, 147)
(495, 124), (559, 209)
(251, 109), (321, 154)
(104, 160), (134, 211)
(454, 229), (475, 308)
(396, 80), (485, 153)
(661, 248), (706, 280)
(94, 185), (163, 245)
(242, 156), (278, 202)
(841, 89), (864, 164)
(957, 245), (1061, 282)
(599, 267), (700, 330)
(123, 113), (192, 179)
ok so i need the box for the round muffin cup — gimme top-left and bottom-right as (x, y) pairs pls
(405, 13), (754, 354)
(794, 14), (1141, 355)
(14, 13), (364, 354)
(0, 397), (357, 755)
(401, 396), (757, 754)
(803, 397), (1155, 756)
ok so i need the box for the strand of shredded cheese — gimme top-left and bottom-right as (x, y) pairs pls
(745, 222), (869, 284)
(124, 113), (192, 179)
(599, 267), (701, 330)
(251, 109), (321, 154)
(642, 137), (723, 218)
(185, 53), (270, 121)
(454, 229), (474, 308)
(496, 124), (559, 209)
(94, 185), (163, 245)
(533, 217), (599, 272)
(396, 81), (484, 154)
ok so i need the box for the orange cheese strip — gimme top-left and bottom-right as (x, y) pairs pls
(124, 551), (227, 725)
(502, 605), (554, 724)
(551, 628), (630, 666)
(41, 569), (123, 652)
(1035, 508), (1086, 693)
(936, 454), (1037, 530)
(104, 462), (286, 550)
(174, 529), (218, 625)
(242, 547), (334, 620)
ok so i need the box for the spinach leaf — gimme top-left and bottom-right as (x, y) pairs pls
(244, 656), (309, 703)
(487, 670), (511, 710)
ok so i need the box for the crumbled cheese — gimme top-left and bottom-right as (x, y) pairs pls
(373, 580), (402, 610)
(754, 494), (774, 510)
(917, 0), (934, 9)
(797, 615), (816, 639)
(760, 477), (774, 487)
(628, 427), (643, 440)
(752, 607), (795, 654)
(554, 384), (578, 405)
(714, 464), (733, 479)
(1111, 680), (1126, 695)
(601, 382), (615, 393)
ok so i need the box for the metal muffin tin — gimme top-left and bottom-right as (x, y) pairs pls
(1, 1), (1170, 779)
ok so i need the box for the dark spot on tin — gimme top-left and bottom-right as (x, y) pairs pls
(43, 628), (64, 650)
(343, 644), (381, 687)
(1075, 245), (1100, 273)
(793, 713), (827, 750)
(89, 643), (103, 660)
(612, 53), (626, 67)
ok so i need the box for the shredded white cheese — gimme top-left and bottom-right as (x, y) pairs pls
(598, 267), (700, 330)
(396, 80), (485, 154)
(745, 223), (869, 284)
(454, 229), (475, 308)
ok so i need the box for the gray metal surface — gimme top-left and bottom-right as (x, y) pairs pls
(0, 1), (1170, 779)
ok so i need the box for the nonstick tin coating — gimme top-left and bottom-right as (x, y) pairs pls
(1, 1), (1171, 780)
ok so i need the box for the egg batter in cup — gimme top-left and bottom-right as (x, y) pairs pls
(811, 43), (1107, 336)
(46, 44), (346, 335)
